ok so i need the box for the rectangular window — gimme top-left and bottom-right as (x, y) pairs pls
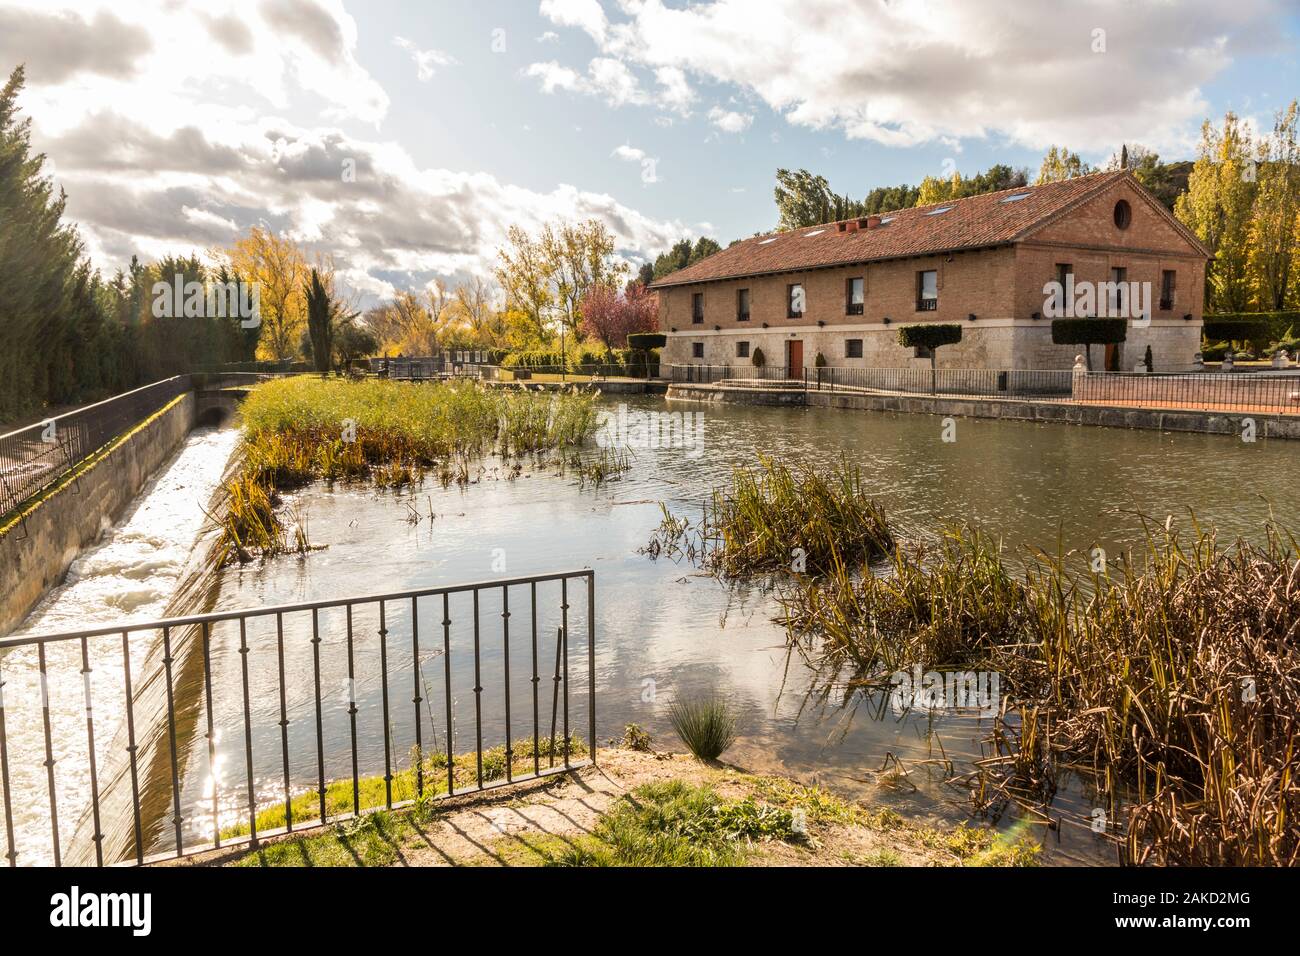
(845, 338), (863, 359)
(1055, 263), (1072, 289)
(692, 292), (704, 323)
(736, 340), (750, 359)
(691, 342), (704, 359)
(916, 270), (937, 311)
(846, 277), (864, 315)
(787, 283), (804, 318)
(1160, 270), (1175, 310)
(1109, 267), (1127, 314)
(737, 288), (750, 321)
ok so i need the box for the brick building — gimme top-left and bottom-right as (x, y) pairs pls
(651, 170), (1210, 373)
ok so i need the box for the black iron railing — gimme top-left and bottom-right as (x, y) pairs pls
(1071, 369), (1300, 414)
(806, 366), (1075, 397)
(0, 373), (282, 521)
(0, 569), (595, 866)
(670, 364), (1300, 413)
(671, 364), (1072, 394)
(0, 378), (190, 520)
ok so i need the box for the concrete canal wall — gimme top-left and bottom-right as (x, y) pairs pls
(0, 393), (209, 637)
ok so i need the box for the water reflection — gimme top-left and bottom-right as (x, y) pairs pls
(194, 397), (1295, 866)
(5, 397), (1295, 865)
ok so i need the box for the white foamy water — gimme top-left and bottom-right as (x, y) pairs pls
(1, 426), (239, 865)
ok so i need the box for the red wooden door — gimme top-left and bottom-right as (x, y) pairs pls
(787, 340), (803, 379)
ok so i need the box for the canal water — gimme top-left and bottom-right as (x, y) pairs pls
(0, 426), (241, 865)
(3, 396), (1295, 864)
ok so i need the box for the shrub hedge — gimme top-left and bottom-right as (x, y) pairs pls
(1050, 318), (1127, 346)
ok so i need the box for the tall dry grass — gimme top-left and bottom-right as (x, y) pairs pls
(647, 455), (892, 578)
(780, 519), (1300, 865)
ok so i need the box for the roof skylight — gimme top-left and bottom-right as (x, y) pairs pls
(758, 237), (778, 245)
(1000, 192), (1032, 202)
(804, 229), (826, 237)
(925, 206), (953, 216)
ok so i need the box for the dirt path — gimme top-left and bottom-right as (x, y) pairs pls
(186, 749), (1031, 868)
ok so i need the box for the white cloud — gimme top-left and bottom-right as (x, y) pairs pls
(612, 144), (647, 162)
(612, 144), (659, 184)
(537, 0), (1287, 155)
(393, 35), (457, 82)
(538, 0), (608, 44)
(537, 31), (561, 43)
(12, 0), (685, 303)
(526, 57), (647, 107)
(654, 66), (695, 116)
(524, 60), (586, 95)
(708, 106), (753, 134)
(6, 0), (390, 129)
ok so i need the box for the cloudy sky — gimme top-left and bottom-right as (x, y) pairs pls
(3, 0), (1298, 304)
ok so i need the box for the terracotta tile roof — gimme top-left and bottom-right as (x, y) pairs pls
(650, 170), (1155, 289)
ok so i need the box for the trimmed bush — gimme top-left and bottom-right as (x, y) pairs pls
(751, 347), (765, 368)
(627, 332), (667, 350)
(814, 351), (827, 368)
(1207, 310), (1299, 345)
(1200, 340), (1230, 361)
(501, 349), (566, 369)
(625, 333), (666, 378)
(1202, 317), (1271, 346)
(1051, 318), (1126, 370)
(898, 324), (962, 392)
(897, 323), (963, 351)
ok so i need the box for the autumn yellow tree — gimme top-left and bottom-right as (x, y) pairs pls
(452, 275), (502, 344)
(494, 224), (554, 344)
(1247, 101), (1300, 311)
(225, 227), (308, 361)
(916, 172), (962, 206)
(1175, 113), (1256, 312)
(541, 220), (628, 341)
(1035, 146), (1093, 184)
(495, 218), (627, 346)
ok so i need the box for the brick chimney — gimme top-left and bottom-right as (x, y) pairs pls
(864, 215), (882, 229)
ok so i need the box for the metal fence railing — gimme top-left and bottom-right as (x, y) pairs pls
(670, 364), (1074, 396)
(379, 358), (662, 383)
(0, 569), (596, 866)
(1071, 369), (1300, 414)
(0, 373), (282, 521)
(669, 364), (1300, 414)
(0, 377), (191, 520)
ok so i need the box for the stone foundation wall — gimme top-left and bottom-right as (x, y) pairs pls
(665, 383), (1300, 440)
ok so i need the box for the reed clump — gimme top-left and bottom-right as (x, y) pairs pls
(648, 455), (892, 578)
(239, 376), (598, 481)
(669, 695), (738, 761)
(217, 377), (598, 564)
(781, 518), (1300, 866)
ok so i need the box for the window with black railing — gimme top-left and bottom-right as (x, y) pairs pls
(1160, 270), (1175, 311)
(846, 277), (864, 315)
(692, 292), (704, 323)
(737, 288), (750, 322)
(917, 270), (937, 311)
